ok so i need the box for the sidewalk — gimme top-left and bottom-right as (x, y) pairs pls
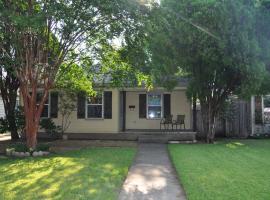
(118, 143), (186, 200)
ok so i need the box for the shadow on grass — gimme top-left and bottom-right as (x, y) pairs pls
(0, 147), (135, 200)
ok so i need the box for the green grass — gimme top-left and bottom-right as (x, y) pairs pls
(169, 139), (270, 200)
(0, 147), (136, 200)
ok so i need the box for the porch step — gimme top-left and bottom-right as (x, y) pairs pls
(138, 135), (168, 143)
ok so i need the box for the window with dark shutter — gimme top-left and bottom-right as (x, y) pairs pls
(86, 92), (103, 118)
(104, 91), (112, 119)
(147, 94), (162, 119)
(50, 92), (58, 118)
(77, 92), (86, 119)
(139, 94), (146, 118)
(163, 94), (171, 117)
(36, 91), (49, 118)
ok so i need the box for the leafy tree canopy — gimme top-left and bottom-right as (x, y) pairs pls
(141, 0), (270, 142)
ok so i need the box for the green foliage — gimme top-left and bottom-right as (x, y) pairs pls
(0, 106), (24, 135)
(0, 118), (9, 133)
(254, 1), (270, 94)
(39, 118), (61, 135)
(1, 0), (151, 147)
(36, 143), (50, 152)
(55, 63), (95, 96)
(14, 106), (25, 135)
(57, 91), (76, 134)
(7, 142), (50, 153)
(95, 44), (152, 88)
(142, 0), (270, 141)
(8, 143), (28, 153)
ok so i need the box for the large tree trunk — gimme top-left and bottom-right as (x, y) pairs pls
(25, 116), (39, 149)
(207, 114), (216, 143)
(20, 83), (49, 149)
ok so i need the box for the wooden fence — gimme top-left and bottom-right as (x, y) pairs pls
(196, 99), (251, 139)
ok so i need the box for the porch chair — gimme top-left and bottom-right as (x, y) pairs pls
(172, 115), (185, 130)
(160, 115), (173, 130)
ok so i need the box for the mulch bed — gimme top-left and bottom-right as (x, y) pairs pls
(0, 138), (138, 155)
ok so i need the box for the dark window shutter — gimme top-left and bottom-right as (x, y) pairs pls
(104, 91), (112, 119)
(163, 94), (171, 117)
(50, 92), (58, 118)
(77, 92), (86, 119)
(139, 94), (146, 118)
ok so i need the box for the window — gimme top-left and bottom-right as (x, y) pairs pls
(147, 94), (162, 119)
(37, 91), (50, 118)
(86, 93), (103, 118)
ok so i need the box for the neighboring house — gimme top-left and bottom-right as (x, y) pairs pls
(36, 81), (193, 138)
(251, 95), (270, 135)
(0, 96), (5, 118)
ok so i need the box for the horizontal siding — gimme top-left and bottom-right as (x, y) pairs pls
(125, 90), (191, 130)
(0, 97), (5, 118)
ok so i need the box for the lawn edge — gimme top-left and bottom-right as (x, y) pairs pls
(167, 144), (188, 198)
(117, 145), (139, 196)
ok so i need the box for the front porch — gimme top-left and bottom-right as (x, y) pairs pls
(65, 129), (196, 143)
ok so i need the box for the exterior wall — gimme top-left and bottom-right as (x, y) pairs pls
(51, 88), (120, 133)
(25, 87), (191, 134)
(0, 97), (5, 118)
(125, 89), (191, 130)
(251, 95), (270, 135)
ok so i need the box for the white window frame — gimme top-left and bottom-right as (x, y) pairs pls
(37, 91), (51, 119)
(147, 93), (163, 119)
(85, 92), (104, 119)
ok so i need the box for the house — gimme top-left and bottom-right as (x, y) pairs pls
(0, 96), (5, 118)
(37, 80), (196, 141)
(251, 95), (270, 135)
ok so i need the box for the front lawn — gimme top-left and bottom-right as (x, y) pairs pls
(0, 147), (135, 200)
(169, 140), (270, 200)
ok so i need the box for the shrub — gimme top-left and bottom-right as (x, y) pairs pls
(15, 106), (25, 136)
(0, 118), (9, 133)
(7, 143), (51, 153)
(8, 143), (29, 152)
(0, 106), (25, 136)
(36, 143), (50, 151)
(40, 118), (61, 135)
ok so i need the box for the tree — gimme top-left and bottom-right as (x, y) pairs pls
(0, 0), (21, 140)
(1, 0), (147, 149)
(255, 0), (270, 95)
(146, 0), (267, 143)
(57, 92), (75, 135)
(55, 63), (94, 135)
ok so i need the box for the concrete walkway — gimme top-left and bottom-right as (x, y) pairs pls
(118, 144), (186, 200)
